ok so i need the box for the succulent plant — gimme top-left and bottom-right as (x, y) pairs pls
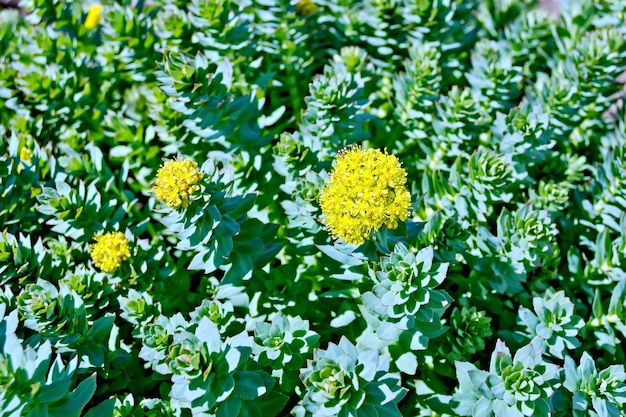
(517, 290), (584, 359)
(1, 0), (626, 415)
(451, 339), (559, 416)
(362, 243), (450, 321)
(441, 306), (493, 363)
(253, 312), (319, 370)
(0, 304), (98, 417)
(553, 352), (626, 417)
(297, 337), (406, 417)
(17, 279), (88, 347)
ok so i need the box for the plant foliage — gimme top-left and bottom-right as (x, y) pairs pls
(1, 0), (626, 415)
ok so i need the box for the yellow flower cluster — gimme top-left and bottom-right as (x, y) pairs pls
(84, 4), (103, 30)
(319, 146), (412, 245)
(296, 0), (318, 16)
(18, 147), (33, 173)
(153, 158), (204, 209)
(20, 147), (33, 163)
(90, 231), (130, 273)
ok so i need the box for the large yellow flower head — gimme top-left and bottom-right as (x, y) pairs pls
(90, 231), (131, 273)
(319, 146), (412, 245)
(153, 158), (204, 209)
(84, 4), (103, 30)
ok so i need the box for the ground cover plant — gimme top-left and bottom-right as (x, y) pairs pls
(1, 0), (626, 415)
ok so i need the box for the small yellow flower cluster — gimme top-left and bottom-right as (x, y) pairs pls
(296, 0), (318, 16)
(84, 4), (103, 30)
(319, 146), (412, 245)
(20, 147), (33, 164)
(18, 147), (33, 173)
(153, 158), (204, 209)
(90, 231), (130, 273)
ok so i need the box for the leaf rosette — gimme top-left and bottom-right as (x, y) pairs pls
(517, 290), (584, 359)
(253, 312), (319, 370)
(452, 339), (558, 416)
(298, 337), (406, 417)
(558, 352), (626, 417)
(363, 244), (450, 321)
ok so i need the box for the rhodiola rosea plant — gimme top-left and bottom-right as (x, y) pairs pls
(1, 0), (626, 416)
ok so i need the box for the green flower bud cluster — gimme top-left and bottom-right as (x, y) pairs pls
(441, 306), (493, 363)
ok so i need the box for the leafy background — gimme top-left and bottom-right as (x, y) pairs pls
(1, 0), (626, 416)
